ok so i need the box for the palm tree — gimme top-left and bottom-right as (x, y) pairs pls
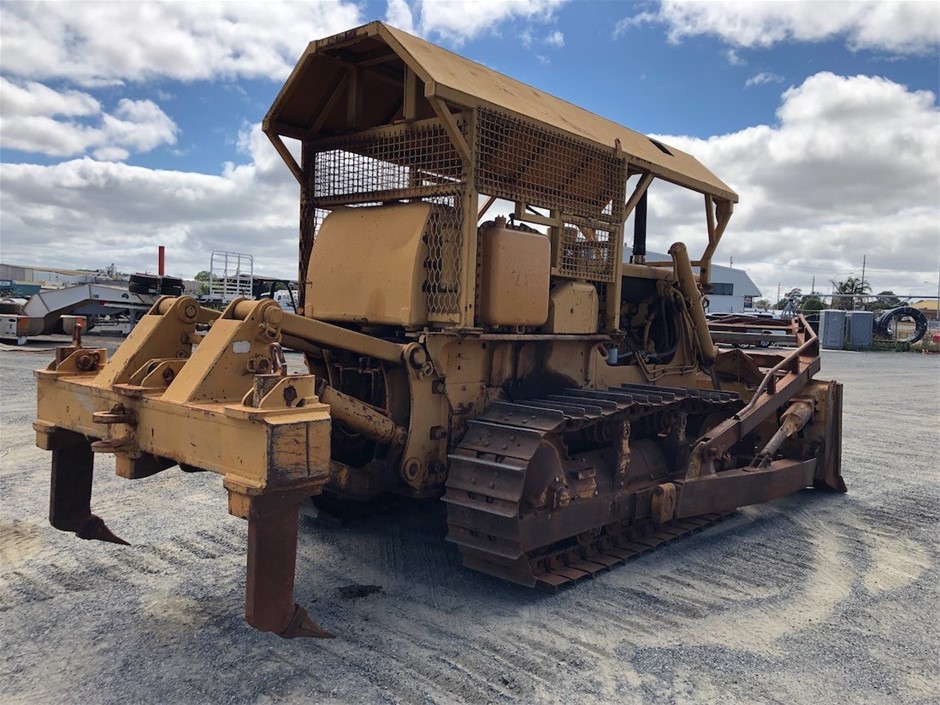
(830, 276), (871, 310)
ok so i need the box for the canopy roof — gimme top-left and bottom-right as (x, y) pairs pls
(265, 21), (737, 204)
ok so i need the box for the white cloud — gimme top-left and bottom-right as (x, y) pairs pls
(92, 147), (131, 162)
(0, 1), (574, 87)
(745, 72), (785, 88)
(724, 48), (746, 66)
(0, 0), (581, 279)
(0, 123), (301, 279)
(545, 30), (565, 48)
(642, 73), (940, 296)
(514, 23), (565, 56)
(102, 99), (178, 152)
(410, 0), (568, 44)
(0, 77), (100, 118)
(0, 79), (177, 158)
(385, 0), (417, 35)
(3, 73), (937, 293)
(0, 2), (363, 86)
(613, 11), (658, 39)
(618, 0), (940, 55)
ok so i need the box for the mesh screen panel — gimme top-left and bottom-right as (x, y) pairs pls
(559, 222), (615, 283)
(476, 109), (623, 219)
(304, 111), (628, 317)
(313, 121), (462, 205)
(424, 200), (462, 314)
(476, 109), (623, 283)
(309, 120), (465, 315)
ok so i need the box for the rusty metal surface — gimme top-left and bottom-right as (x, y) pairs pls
(444, 382), (753, 586)
(49, 440), (128, 545)
(708, 315), (798, 348)
(688, 314), (824, 478)
(675, 460), (815, 518)
(245, 492), (334, 639)
(818, 381), (847, 492)
(444, 358), (844, 593)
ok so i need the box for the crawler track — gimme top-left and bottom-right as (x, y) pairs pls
(443, 383), (740, 588)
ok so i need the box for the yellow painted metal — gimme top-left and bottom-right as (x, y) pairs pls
(262, 22), (747, 336)
(478, 218), (551, 328)
(95, 296), (197, 387)
(669, 242), (718, 364)
(36, 377), (331, 489)
(34, 296), (332, 494)
(162, 299), (283, 404)
(280, 312), (406, 365)
(545, 282), (599, 335)
(306, 203), (436, 327)
(33, 22), (844, 643)
(318, 385), (407, 446)
(265, 22), (738, 204)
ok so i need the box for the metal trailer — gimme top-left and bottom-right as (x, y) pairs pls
(1, 284), (155, 344)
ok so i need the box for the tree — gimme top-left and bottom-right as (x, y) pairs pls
(754, 298), (771, 311)
(800, 295), (826, 312)
(867, 290), (904, 311)
(830, 276), (871, 310)
(774, 288), (803, 315)
(194, 270), (212, 295)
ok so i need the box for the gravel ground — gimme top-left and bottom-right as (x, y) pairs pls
(1, 334), (938, 705)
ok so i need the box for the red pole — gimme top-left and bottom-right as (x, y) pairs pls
(158, 246), (165, 276)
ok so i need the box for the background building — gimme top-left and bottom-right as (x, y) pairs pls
(634, 252), (762, 314)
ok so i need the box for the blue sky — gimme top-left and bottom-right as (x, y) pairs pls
(1, 1), (938, 300)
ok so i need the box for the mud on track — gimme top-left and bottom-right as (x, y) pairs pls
(1, 337), (938, 704)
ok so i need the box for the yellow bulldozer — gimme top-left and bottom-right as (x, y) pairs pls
(33, 22), (845, 639)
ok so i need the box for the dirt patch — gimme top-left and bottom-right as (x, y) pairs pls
(335, 584), (383, 600)
(0, 520), (43, 568)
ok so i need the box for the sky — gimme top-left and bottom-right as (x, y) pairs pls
(1, 0), (938, 301)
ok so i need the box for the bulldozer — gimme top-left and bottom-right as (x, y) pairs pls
(33, 22), (845, 639)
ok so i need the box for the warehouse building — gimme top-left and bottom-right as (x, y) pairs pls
(634, 251), (762, 314)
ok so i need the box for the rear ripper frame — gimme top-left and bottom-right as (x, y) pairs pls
(34, 296), (335, 637)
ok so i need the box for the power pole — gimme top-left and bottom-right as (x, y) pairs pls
(811, 275), (815, 295)
(777, 282), (781, 305)
(859, 255), (867, 310)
